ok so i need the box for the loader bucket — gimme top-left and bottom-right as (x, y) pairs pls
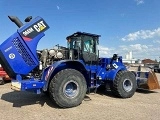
(128, 65), (160, 90)
(138, 70), (160, 90)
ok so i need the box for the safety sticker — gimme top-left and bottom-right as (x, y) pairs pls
(9, 53), (15, 59)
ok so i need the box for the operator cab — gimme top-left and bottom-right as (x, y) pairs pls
(66, 32), (100, 64)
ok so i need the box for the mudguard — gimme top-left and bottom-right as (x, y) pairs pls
(41, 60), (88, 91)
(106, 61), (127, 81)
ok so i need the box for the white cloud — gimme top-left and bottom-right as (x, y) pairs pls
(98, 45), (115, 57)
(98, 43), (160, 60)
(99, 44), (149, 59)
(130, 44), (148, 50)
(153, 40), (160, 44)
(121, 28), (160, 41)
(119, 45), (129, 51)
(119, 44), (147, 52)
(135, 0), (144, 5)
(118, 43), (160, 60)
(120, 44), (149, 53)
(147, 45), (153, 47)
(56, 5), (60, 10)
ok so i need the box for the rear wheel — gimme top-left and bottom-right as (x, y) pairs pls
(49, 69), (87, 108)
(111, 71), (137, 98)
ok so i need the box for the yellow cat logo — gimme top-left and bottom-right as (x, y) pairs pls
(33, 21), (46, 32)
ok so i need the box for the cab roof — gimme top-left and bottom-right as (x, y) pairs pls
(66, 32), (101, 40)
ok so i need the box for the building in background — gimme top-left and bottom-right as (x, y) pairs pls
(123, 51), (137, 64)
(141, 59), (159, 68)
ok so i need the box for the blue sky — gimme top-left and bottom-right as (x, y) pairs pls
(0, 0), (160, 60)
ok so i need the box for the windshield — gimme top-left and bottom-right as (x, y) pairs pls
(84, 40), (93, 53)
(68, 37), (81, 49)
(83, 36), (95, 53)
(67, 35), (99, 55)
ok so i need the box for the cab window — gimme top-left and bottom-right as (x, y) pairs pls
(83, 36), (95, 53)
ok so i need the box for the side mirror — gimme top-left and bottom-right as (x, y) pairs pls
(112, 54), (118, 60)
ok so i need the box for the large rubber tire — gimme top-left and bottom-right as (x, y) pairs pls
(49, 69), (87, 108)
(112, 71), (137, 98)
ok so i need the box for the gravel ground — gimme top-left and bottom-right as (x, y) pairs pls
(0, 74), (160, 120)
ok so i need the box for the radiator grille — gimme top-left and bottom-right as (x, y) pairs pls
(12, 38), (36, 66)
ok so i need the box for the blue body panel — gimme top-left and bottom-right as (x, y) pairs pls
(0, 32), (42, 74)
(0, 16), (49, 76)
(18, 16), (48, 58)
(85, 57), (126, 80)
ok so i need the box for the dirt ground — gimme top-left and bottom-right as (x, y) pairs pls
(0, 74), (160, 120)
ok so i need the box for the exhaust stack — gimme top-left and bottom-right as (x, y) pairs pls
(8, 16), (23, 28)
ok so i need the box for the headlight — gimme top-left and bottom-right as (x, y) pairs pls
(56, 52), (63, 58)
(49, 49), (56, 56)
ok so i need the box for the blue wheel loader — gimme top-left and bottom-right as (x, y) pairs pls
(0, 16), (159, 108)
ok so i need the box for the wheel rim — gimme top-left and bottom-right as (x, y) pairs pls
(63, 80), (79, 98)
(123, 79), (133, 92)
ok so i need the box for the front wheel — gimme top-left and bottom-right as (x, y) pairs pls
(49, 69), (87, 108)
(111, 71), (137, 98)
